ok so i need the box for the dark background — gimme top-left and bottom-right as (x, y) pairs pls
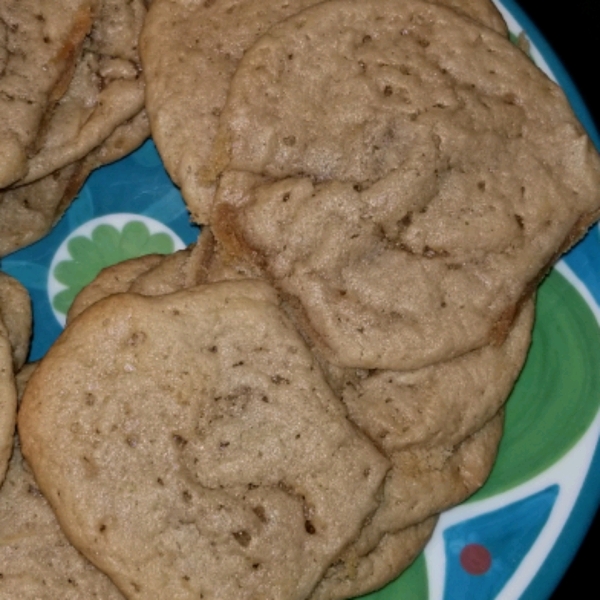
(507, 1), (599, 598)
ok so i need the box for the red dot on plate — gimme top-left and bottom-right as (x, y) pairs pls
(460, 543), (492, 575)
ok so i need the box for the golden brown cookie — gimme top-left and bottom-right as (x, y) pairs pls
(0, 272), (31, 484)
(0, 318), (16, 485)
(15, 0), (147, 186)
(140, 0), (507, 222)
(211, 0), (600, 370)
(20, 280), (390, 600)
(0, 0), (95, 188)
(0, 110), (149, 257)
(0, 363), (126, 599)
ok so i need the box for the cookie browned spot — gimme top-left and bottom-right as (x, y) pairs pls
(211, 0), (600, 370)
(19, 280), (389, 600)
(141, 0), (507, 222)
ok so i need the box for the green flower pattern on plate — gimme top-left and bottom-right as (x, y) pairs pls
(52, 221), (174, 316)
(471, 268), (600, 502)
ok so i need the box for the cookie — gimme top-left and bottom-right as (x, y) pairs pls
(0, 318), (16, 485)
(140, 0), (507, 222)
(0, 363), (126, 599)
(15, 0), (147, 186)
(211, 0), (600, 370)
(311, 517), (437, 600)
(0, 272), (32, 370)
(19, 280), (390, 600)
(0, 272), (31, 484)
(326, 300), (534, 450)
(67, 239), (213, 322)
(0, 0), (94, 188)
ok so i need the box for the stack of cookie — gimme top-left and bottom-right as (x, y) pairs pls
(19, 240), (534, 598)
(0, 0), (149, 256)
(5, 0), (600, 599)
(136, 0), (596, 592)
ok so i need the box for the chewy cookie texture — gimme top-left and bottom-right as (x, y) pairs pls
(0, 363), (126, 600)
(40, 240), (532, 599)
(0, 0), (149, 257)
(5, 0), (600, 599)
(140, 0), (508, 223)
(0, 273), (31, 485)
(210, 0), (600, 372)
(19, 281), (390, 600)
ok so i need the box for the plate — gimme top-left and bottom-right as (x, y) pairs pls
(2, 1), (599, 598)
